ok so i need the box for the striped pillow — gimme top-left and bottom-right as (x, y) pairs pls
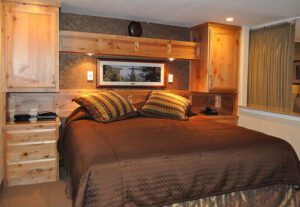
(141, 91), (191, 120)
(73, 91), (137, 123)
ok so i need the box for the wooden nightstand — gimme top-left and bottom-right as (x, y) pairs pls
(199, 115), (238, 126)
(4, 118), (61, 186)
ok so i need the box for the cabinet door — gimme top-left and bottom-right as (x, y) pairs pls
(209, 27), (239, 92)
(4, 3), (59, 92)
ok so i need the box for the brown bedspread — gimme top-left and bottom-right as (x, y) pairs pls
(61, 110), (300, 207)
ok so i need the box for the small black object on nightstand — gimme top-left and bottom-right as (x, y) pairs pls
(202, 107), (218, 115)
(37, 112), (57, 120)
(14, 114), (31, 122)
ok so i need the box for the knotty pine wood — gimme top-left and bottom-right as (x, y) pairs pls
(60, 31), (200, 60)
(4, 118), (60, 186)
(3, 2), (59, 92)
(2, 0), (61, 7)
(7, 90), (235, 119)
(6, 158), (57, 186)
(7, 90), (190, 118)
(0, 0), (4, 184)
(7, 141), (57, 162)
(6, 128), (57, 144)
(190, 22), (240, 93)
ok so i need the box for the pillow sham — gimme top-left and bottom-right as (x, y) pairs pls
(73, 91), (137, 123)
(141, 91), (191, 120)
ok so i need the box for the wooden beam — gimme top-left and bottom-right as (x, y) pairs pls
(60, 31), (201, 60)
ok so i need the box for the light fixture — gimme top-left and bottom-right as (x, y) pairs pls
(226, 17), (234, 22)
(168, 57), (175, 61)
(87, 53), (94, 56)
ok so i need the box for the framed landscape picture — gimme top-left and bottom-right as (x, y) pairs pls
(294, 61), (300, 84)
(97, 60), (166, 87)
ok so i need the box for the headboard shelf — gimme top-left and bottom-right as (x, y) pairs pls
(59, 31), (200, 60)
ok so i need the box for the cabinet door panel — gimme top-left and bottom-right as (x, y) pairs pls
(209, 28), (239, 92)
(4, 3), (58, 91)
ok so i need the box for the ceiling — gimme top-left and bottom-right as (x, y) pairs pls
(61, 0), (300, 28)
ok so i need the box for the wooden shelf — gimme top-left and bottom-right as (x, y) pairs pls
(59, 31), (201, 60)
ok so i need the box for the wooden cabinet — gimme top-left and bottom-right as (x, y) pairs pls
(3, 1), (59, 92)
(190, 22), (240, 93)
(4, 118), (61, 186)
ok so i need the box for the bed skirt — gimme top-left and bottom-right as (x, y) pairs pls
(164, 184), (297, 207)
(66, 182), (298, 207)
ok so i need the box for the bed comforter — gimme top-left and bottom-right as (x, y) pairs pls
(61, 108), (300, 207)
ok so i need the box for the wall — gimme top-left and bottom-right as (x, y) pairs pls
(60, 13), (190, 41)
(59, 54), (190, 90)
(59, 13), (190, 90)
(295, 42), (300, 60)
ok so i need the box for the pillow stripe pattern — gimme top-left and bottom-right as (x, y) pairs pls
(73, 91), (136, 122)
(141, 91), (191, 120)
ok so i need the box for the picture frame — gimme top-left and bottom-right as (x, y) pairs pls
(97, 59), (166, 87)
(294, 61), (300, 85)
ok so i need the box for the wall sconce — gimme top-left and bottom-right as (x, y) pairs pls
(168, 57), (175, 61)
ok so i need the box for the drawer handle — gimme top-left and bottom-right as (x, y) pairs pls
(23, 152), (28, 156)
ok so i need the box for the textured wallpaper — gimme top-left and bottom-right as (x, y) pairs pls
(295, 42), (300, 60)
(59, 54), (190, 90)
(59, 13), (190, 90)
(60, 13), (190, 41)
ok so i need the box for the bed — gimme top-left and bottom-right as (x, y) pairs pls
(60, 107), (300, 207)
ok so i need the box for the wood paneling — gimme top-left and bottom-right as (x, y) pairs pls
(60, 31), (200, 60)
(0, 0), (4, 184)
(57, 89), (191, 117)
(3, 2), (59, 92)
(2, 0), (61, 7)
(7, 89), (236, 119)
(190, 22), (240, 93)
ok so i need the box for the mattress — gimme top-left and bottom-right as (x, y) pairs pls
(60, 108), (300, 207)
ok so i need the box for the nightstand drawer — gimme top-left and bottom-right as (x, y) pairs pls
(4, 118), (61, 186)
(6, 128), (57, 144)
(7, 159), (57, 186)
(7, 142), (57, 162)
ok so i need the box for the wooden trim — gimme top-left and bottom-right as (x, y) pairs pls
(1, 0), (61, 7)
(60, 31), (201, 60)
(190, 22), (242, 31)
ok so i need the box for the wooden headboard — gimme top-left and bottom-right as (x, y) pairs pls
(7, 89), (190, 119)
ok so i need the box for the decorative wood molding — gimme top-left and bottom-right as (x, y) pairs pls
(59, 31), (201, 60)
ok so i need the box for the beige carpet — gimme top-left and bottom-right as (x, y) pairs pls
(0, 180), (72, 207)
(0, 181), (300, 207)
